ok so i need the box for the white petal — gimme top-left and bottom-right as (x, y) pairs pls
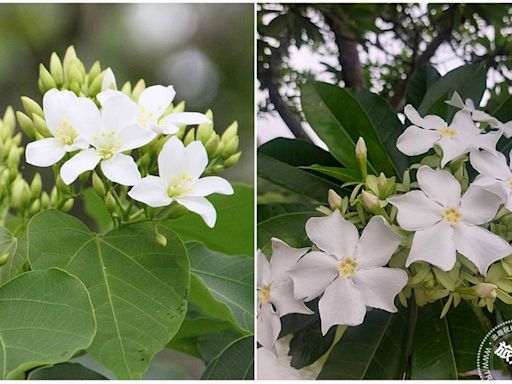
(288, 251), (338, 301)
(407, 220), (456, 271)
(257, 303), (281, 350)
(503, 121), (512, 138)
(257, 250), (271, 288)
(118, 123), (156, 152)
(417, 166), (461, 207)
(96, 89), (122, 105)
(43, 89), (77, 135)
(319, 277), (366, 334)
(190, 176), (233, 197)
(445, 91), (465, 109)
(66, 137), (89, 151)
(269, 238), (309, 282)
(139, 85), (176, 116)
(25, 138), (66, 167)
(388, 191), (443, 231)
(67, 97), (102, 144)
(305, 210), (358, 260)
(176, 196), (216, 228)
(152, 123), (179, 135)
(100, 93), (137, 133)
(396, 125), (439, 156)
(454, 222), (512, 275)
(353, 267), (408, 312)
(355, 216), (402, 268)
(472, 110), (496, 123)
(271, 279), (313, 316)
(450, 110), (478, 133)
(459, 186), (502, 225)
(100, 153), (141, 186)
(163, 112), (211, 126)
(470, 150), (511, 180)
(60, 149), (101, 185)
(101, 67), (117, 91)
(475, 130), (501, 154)
(404, 104), (446, 129)
(128, 176), (171, 207)
(437, 137), (470, 168)
(158, 136), (185, 181)
(180, 141), (209, 181)
(472, 176), (510, 202)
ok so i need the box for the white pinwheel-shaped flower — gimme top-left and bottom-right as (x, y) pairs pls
(289, 211), (407, 335)
(257, 239), (313, 350)
(60, 93), (155, 186)
(98, 70), (209, 136)
(470, 150), (512, 211)
(388, 166), (512, 275)
(397, 105), (500, 167)
(128, 136), (233, 227)
(26, 89), (89, 167)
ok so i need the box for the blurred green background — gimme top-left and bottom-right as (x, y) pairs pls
(0, 3), (253, 379)
(0, 3), (254, 184)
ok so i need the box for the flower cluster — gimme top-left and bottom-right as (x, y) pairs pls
(258, 91), (512, 358)
(18, 47), (241, 229)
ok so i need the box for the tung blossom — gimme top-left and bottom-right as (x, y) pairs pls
(60, 93), (155, 186)
(397, 104), (500, 167)
(25, 89), (89, 167)
(128, 136), (233, 227)
(388, 166), (512, 275)
(289, 211), (407, 335)
(257, 239), (313, 350)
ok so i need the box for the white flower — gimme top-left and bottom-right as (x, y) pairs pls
(257, 239), (313, 350)
(289, 211), (407, 335)
(98, 71), (209, 136)
(470, 149), (512, 211)
(25, 89), (89, 167)
(102, 67), (117, 91)
(388, 166), (512, 275)
(60, 93), (155, 186)
(128, 136), (233, 227)
(397, 104), (500, 167)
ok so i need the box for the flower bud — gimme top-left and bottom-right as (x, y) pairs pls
(155, 232), (167, 247)
(62, 198), (74, 212)
(223, 152), (241, 168)
(29, 199), (41, 216)
(360, 190), (379, 212)
(205, 134), (220, 157)
(101, 67), (116, 91)
(131, 79), (146, 101)
(69, 80), (81, 94)
(328, 189), (343, 210)
(173, 101), (185, 113)
(55, 175), (69, 192)
(30, 173), (42, 197)
(50, 186), (59, 207)
(355, 137), (367, 179)
(39, 64), (57, 91)
(221, 136), (239, 159)
(183, 128), (196, 146)
(91, 172), (106, 197)
(221, 121), (238, 143)
(88, 74), (103, 97)
(40, 192), (51, 209)
(10, 177), (31, 210)
(121, 81), (132, 95)
(475, 283), (498, 299)
(21, 96), (44, 118)
(88, 61), (102, 81)
(63, 46), (78, 70)
(0, 253), (9, 266)
(32, 114), (51, 138)
(197, 122), (214, 144)
(49, 53), (64, 86)
(16, 111), (36, 140)
(105, 192), (117, 212)
(3, 107), (16, 136)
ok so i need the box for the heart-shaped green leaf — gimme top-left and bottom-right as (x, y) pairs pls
(0, 226), (25, 286)
(201, 335), (254, 379)
(0, 268), (96, 379)
(27, 210), (190, 379)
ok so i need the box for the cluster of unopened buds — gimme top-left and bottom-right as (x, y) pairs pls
(257, 91), (512, 362)
(9, 46), (242, 231)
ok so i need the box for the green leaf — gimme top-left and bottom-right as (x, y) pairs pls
(410, 301), (490, 379)
(289, 321), (336, 369)
(257, 212), (319, 250)
(418, 63), (487, 119)
(258, 154), (341, 203)
(257, 203), (316, 223)
(351, 88), (409, 177)
(166, 184), (253, 256)
(301, 165), (361, 183)
(201, 335), (254, 380)
(318, 307), (409, 379)
(301, 81), (396, 176)
(82, 188), (113, 233)
(28, 363), (107, 380)
(0, 269), (96, 379)
(197, 329), (244, 364)
(0, 226), (25, 286)
(187, 242), (253, 331)
(27, 210), (190, 379)
(406, 64), (441, 109)
(492, 94), (512, 154)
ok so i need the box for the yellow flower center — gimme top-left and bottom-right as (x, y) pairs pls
(167, 173), (194, 198)
(55, 119), (78, 146)
(440, 127), (457, 138)
(259, 284), (271, 304)
(92, 130), (122, 160)
(443, 207), (462, 224)
(338, 257), (358, 277)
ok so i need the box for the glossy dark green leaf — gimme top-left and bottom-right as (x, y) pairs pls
(318, 307), (408, 379)
(28, 363), (107, 380)
(492, 94), (512, 154)
(0, 226), (24, 286)
(166, 184), (253, 256)
(289, 320), (336, 369)
(201, 335), (254, 380)
(406, 64), (441, 108)
(257, 203), (316, 223)
(301, 165), (361, 182)
(27, 210), (189, 379)
(301, 81), (396, 176)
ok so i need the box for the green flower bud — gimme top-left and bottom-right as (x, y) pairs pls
(50, 186), (59, 207)
(173, 101), (185, 113)
(55, 175), (69, 193)
(360, 190), (379, 212)
(29, 199), (41, 216)
(12, 133), (22, 146)
(221, 121), (238, 143)
(69, 79), (81, 94)
(30, 173), (42, 197)
(7, 146), (21, 168)
(88, 74), (103, 97)
(328, 189), (343, 210)
(132, 79), (146, 101)
(10, 177), (31, 210)
(121, 81), (132, 95)
(224, 151), (241, 168)
(105, 192), (117, 212)
(475, 283), (498, 299)
(0, 253), (10, 266)
(197, 122), (214, 144)
(63, 46), (78, 70)
(16, 111), (36, 140)
(3, 107), (16, 136)
(221, 136), (239, 159)
(88, 61), (102, 80)
(40, 192), (51, 209)
(62, 198), (74, 212)
(49, 52), (64, 86)
(208, 164), (224, 174)
(205, 134), (220, 157)
(355, 137), (367, 179)
(32, 114), (51, 137)
(92, 172), (106, 197)
(39, 64), (57, 91)
(183, 128), (196, 146)
(21, 96), (43, 119)
(155, 232), (167, 247)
